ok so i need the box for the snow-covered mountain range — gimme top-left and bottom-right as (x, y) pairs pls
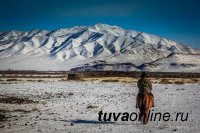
(0, 24), (200, 72)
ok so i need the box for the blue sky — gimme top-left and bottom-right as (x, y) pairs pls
(0, 0), (200, 49)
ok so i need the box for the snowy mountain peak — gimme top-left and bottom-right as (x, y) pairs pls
(93, 23), (114, 28)
(0, 24), (200, 72)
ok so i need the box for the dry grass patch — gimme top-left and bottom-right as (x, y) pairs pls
(13, 109), (31, 113)
(37, 79), (44, 82)
(191, 78), (199, 83)
(159, 78), (172, 84)
(87, 105), (99, 109)
(0, 96), (38, 104)
(6, 78), (22, 82)
(26, 79), (37, 82)
(60, 78), (68, 81)
(0, 114), (6, 121)
(176, 88), (185, 91)
(174, 81), (185, 84)
(68, 92), (74, 96)
(102, 79), (119, 82)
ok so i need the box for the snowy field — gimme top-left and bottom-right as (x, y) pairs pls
(0, 81), (200, 133)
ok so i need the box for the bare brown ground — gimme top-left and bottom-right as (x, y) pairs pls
(0, 76), (199, 84)
(83, 77), (200, 84)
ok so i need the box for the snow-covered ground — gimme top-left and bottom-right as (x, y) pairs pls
(0, 81), (199, 133)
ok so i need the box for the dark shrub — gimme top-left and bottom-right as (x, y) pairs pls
(67, 73), (83, 80)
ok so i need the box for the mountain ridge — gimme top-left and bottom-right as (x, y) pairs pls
(0, 24), (200, 72)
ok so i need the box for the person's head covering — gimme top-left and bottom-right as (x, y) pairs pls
(140, 72), (149, 78)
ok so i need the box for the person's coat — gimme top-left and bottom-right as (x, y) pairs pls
(137, 77), (152, 93)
